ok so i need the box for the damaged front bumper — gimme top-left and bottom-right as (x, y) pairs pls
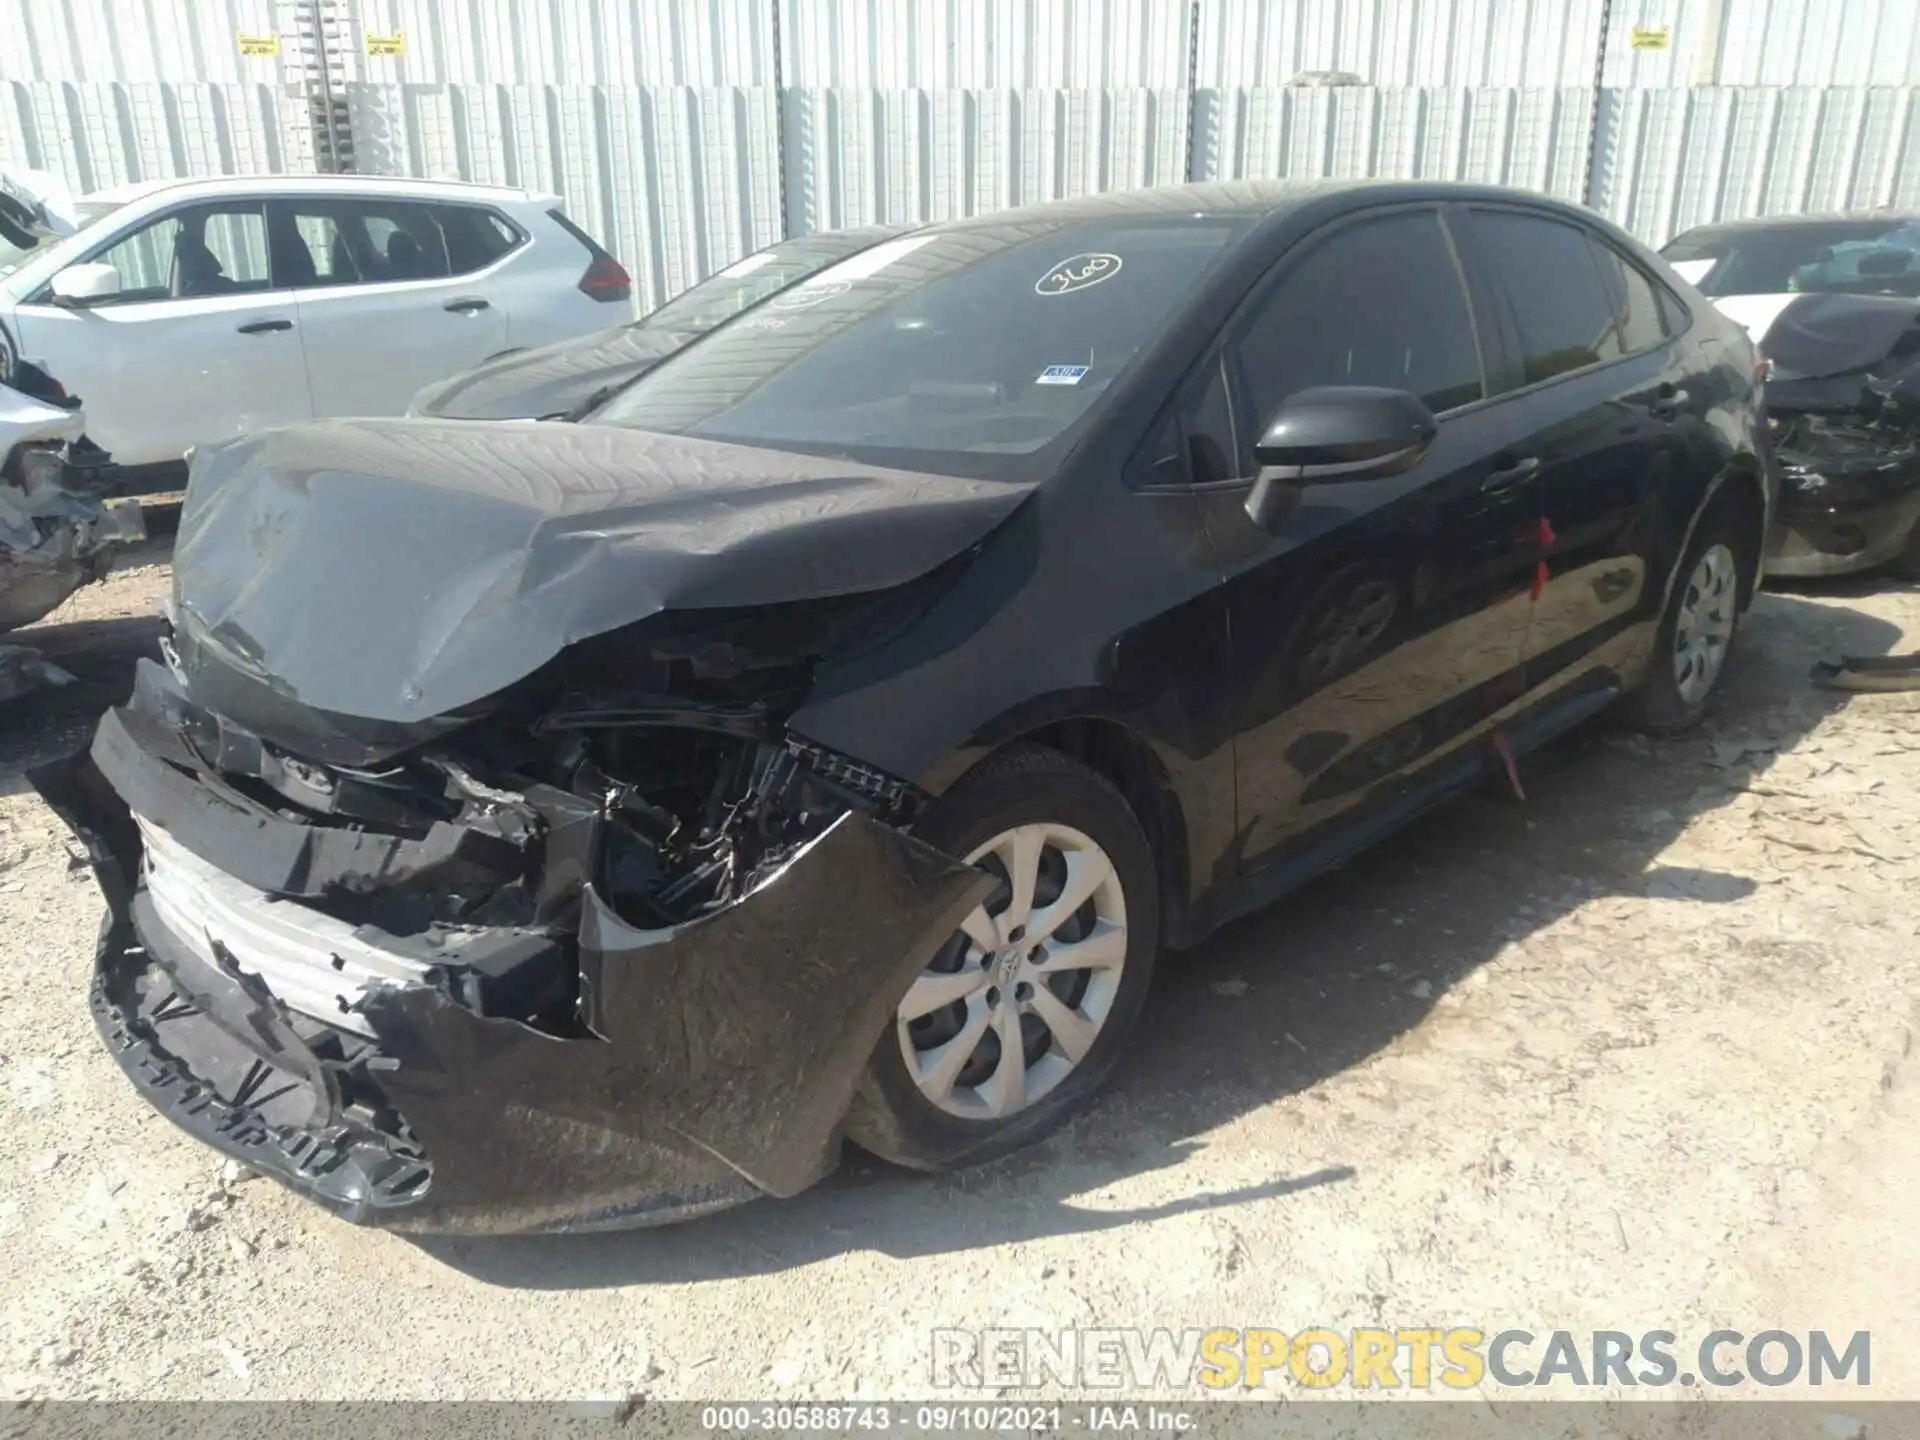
(34, 678), (991, 1235)
(1765, 433), (1920, 578)
(1765, 489), (1920, 576)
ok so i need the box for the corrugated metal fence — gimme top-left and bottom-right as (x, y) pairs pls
(4, 0), (1918, 312)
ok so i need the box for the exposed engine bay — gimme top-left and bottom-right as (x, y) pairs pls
(133, 601), (925, 1035)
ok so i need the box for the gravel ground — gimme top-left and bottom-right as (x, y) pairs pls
(0, 547), (1915, 1405)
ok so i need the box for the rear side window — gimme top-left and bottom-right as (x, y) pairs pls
(1588, 237), (1669, 354)
(1470, 211), (1622, 385)
(274, 199), (453, 287)
(436, 205), (520, 274)
(1229, 209), (1484, 452)
(1656, 284), (1692, 334)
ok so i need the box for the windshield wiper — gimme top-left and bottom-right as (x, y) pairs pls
(562, 382), (622, 423)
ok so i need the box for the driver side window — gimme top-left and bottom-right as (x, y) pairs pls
(90, 215), (180, 304)
(1227, 209), (1484, 472)
(86, 204), (270, 305)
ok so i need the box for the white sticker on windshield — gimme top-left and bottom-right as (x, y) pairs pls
(770, 278), (851, 310)
(718, 251), (778, 278)
(803, 234), (940, 285)
(1036, 364), (1089, 386)
(1668, 258), (1714, 284)
(1036, 253), (1122, 295)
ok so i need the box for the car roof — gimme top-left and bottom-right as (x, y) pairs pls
(80, 173), (554, 209)
(916, 178), (1616, 237)
(1666, 209), (1920, 243)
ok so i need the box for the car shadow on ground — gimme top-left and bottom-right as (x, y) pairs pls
(420, 589), (1903, 1288)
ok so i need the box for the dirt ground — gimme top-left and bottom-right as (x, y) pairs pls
(0, 542), (1915, 1406)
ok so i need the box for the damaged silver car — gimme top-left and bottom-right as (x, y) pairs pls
(38, 182), (1771, 1234)
(1, 358), (145, 698)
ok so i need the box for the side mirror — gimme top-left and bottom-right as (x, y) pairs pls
(49, 262), (121, 307)
(1245, 386), (1438, 528)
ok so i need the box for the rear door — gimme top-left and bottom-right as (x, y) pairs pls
(1457, 207), (1701, 700)
(271, 197), (510, 418)
(8, 200), (311, 467)
(1183, 206), (1544, 875)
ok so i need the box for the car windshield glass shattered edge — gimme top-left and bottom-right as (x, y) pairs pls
(1663, 219), (1920, 298)
(593, 217), (1248, 476)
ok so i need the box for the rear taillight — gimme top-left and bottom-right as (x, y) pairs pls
(579, 256), (632, 303)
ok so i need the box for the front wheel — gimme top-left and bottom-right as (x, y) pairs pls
(1619, 514), (1749, 733)
(1887, 515), (1920, 581)
(843, 746), (1159, 1172)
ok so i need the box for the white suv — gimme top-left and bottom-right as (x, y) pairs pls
(0, 174), (631, 475)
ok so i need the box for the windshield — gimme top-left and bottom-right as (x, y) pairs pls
(1662, 218), (1920, 298)
(0, 199), (124, 281)
(640, 230), (903, 334)
(594, 216), (1246, 475)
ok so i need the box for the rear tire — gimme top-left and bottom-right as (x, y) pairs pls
(843, 745), (1159, 1172)
(1619, 509), (1751, 734)
(1887, 517), (1920, 582)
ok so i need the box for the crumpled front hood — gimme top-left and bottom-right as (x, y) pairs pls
(173, 418), (1031, 726)
(408, 325), (695, 420)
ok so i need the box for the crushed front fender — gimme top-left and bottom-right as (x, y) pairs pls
(33, 747), (993, 1235)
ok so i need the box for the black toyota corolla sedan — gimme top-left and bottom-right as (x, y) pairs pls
(38, 181), (1771, 1234)
(407, 223), (915, 421)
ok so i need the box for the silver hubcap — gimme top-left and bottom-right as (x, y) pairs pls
(1673, 542), (1737, 705)
(897, 822), (1128, 1120)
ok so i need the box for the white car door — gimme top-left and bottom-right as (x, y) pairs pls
(271, 197), (509, 418)
(8, 200), (311, 468)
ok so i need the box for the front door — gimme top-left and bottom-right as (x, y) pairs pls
(269, 197), (509, 419)
(9, 201), (312, 467)
(1184, 206), (1544, 877)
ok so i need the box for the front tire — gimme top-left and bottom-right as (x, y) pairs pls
(844, 745), (1159, 1172)
(1620, 511), (1749, 733)
(1887, 515), (1920, 582)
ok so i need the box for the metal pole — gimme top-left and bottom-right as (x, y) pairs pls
(1182, 0), (1202, 183)
(1581, 0), (1616, 210)
(771, 0), (791, 237)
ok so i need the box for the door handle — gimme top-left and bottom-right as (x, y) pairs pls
(1648, 386), (1690, 420)
(236, 318), (293, 334)
(443, 296), (491, 313)
(1479, 456), (1541, 495)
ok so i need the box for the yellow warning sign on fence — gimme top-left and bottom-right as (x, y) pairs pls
(236, 32), (279, 57)
(1630, 25), (1672, 49)
(366, 32), (406, 57)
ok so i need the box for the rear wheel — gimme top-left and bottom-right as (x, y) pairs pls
(1888, 517), (1920, 581)
(844, 746), (1158, 1171)
(1620, 513), (1749, 733)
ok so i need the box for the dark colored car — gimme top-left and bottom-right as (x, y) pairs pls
(39, 181), (1772, 1235)
(1661, 213), (1920, 578)
(1661, 211), (1920, 307)
(407, 224), (915, 421)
